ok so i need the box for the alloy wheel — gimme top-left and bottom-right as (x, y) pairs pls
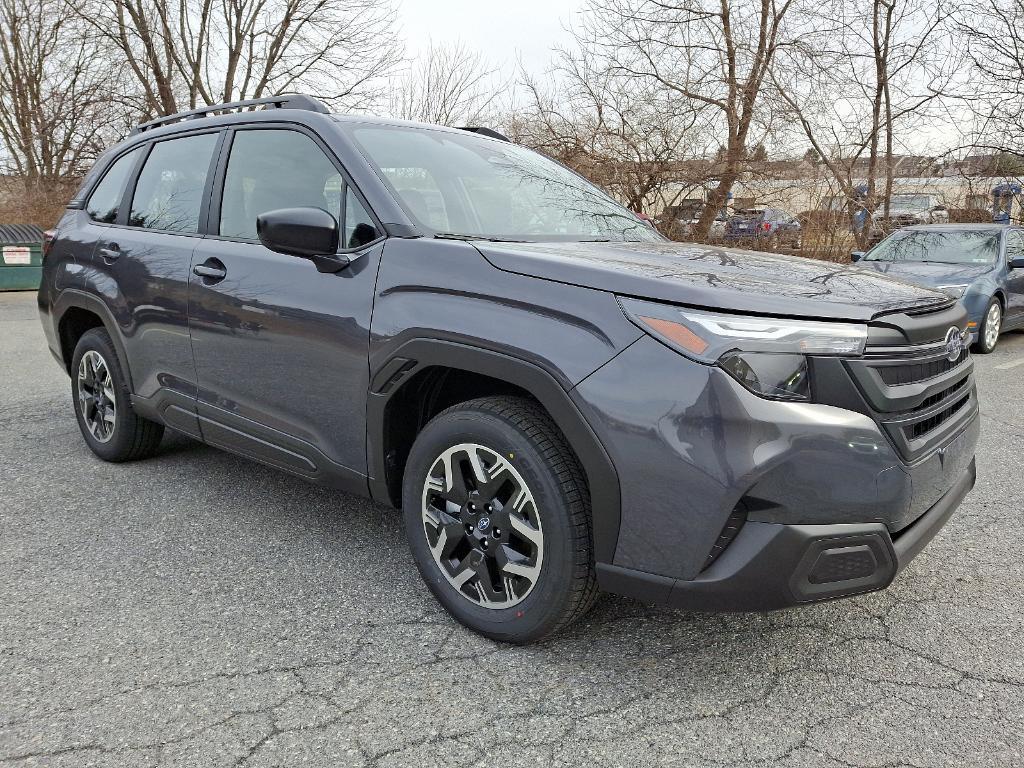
(985, 302), (1002, 350)
(77, 350), (116, 443)
(420, 443), (544, 609)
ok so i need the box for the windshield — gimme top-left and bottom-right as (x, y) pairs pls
(346, 124), (661, 242)
(888, 195), (933, 211)
(862, 229), (1000, 265)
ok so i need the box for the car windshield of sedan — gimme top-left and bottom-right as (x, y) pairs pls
(862, 230), (1000, 264)
(346, 124), (661, 242)
(888, 194), (933, 212)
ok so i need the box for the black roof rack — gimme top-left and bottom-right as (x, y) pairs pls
(131, 93), (330, 135)
(458, 126), (510, 142)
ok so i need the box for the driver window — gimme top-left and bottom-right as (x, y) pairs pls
(1007, 231), (1024, 261)
(220, 129), (341, 240)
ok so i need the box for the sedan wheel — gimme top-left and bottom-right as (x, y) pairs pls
(976, 299), (1002, 354)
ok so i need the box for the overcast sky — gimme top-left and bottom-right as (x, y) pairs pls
(398, 0), (583, 76)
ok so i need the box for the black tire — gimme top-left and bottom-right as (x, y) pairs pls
(70, 328), (164, 462)
(974, 297), (1002, 354)
(402, 396), (597, 644)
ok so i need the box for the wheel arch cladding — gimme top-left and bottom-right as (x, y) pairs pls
(367, 339), (622, 564)
(54, 290), (133, 388)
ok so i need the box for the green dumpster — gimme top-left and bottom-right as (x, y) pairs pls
(0, 224), (44, 291)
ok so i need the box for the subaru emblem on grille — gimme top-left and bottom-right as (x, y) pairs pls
(944, 326), (964, 363)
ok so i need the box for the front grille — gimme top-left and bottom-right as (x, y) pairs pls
(876, 348), (968, 386)
(845, 338), (976, 463)
(908, 394), (970, 440)
(913, 377), (968, 412)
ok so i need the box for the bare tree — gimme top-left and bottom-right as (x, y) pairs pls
(0, 0), (124, 182)
(957, 0), (1024, 157)
(770, 0), (957, 247)
(389, 41), (502, 126)
(576, 0), (798, 238)
(0, 0), (131, 225)
(511, 50), (713, 218)
(74, 0), (404, 116)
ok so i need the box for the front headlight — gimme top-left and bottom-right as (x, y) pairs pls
(937, 284), (968, 298)
(618, 298), (868, 401)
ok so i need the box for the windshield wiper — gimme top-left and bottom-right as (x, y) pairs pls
(433, 232), (520, 243)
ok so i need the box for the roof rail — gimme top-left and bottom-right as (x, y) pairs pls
(458, 126), (510, 142)
(131, 93), (330, 135)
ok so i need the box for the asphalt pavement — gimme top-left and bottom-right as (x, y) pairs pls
(2, 289), (1023, 767)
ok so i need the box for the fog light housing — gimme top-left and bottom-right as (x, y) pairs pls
(719, 351), (811, 401)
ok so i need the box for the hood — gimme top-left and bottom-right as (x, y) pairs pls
(475, 240), (951, 322)
(854, 259), (994, 289)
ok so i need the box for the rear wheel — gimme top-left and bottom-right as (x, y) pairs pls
(402, 396), (597, 644)
(71, 328), (164, 461)
(975, 298), (1002, 354)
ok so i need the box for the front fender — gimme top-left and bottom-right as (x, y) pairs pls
(366, 338), (623, 565)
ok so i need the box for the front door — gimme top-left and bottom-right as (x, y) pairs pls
(1004, 229), (1024, 323)
(187, 126), (384, 489)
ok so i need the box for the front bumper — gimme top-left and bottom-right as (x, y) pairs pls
(597, 457), (976, 611)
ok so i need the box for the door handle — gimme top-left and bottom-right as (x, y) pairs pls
(99, 244), (121, 261)
(193, 258), (227, 282)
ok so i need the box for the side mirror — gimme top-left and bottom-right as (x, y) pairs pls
(1010, 256), (1024, 270)
(850, 251), (865, 262)
(256, 207), (348, 273)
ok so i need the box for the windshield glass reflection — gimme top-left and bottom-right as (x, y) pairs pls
(347, 125), (661, 243)
(862, 230), (999, 265)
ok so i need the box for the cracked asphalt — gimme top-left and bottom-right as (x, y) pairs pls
(2, 289), (1024, 767)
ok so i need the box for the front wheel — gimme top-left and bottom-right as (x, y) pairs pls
(402, 396), (597, 644)
(975, 298), (1002, 354)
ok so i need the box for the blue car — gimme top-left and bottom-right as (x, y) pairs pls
(724, 206), (802, 249)
(853, 224), (1024, 352)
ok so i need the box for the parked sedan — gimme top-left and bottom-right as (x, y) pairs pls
(853, 224), (1024, 352)
(724, 207), (802, 249)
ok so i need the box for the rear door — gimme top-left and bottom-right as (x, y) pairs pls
(1004, 229), (1024, 322)
(89, 130), (222, 435)
(186, 125), (385, 488)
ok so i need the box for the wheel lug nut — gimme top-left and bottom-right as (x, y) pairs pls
(492, 529), (500, 538)
(481, 540), (488, 549)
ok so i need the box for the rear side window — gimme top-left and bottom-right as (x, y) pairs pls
(86, 148), (141, 223)
(129, 133), (219, 233)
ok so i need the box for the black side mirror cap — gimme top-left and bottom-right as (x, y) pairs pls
(1010, 256), (1024, 270)
(850, 251), (865, 262)
(256, 207), (347, 272)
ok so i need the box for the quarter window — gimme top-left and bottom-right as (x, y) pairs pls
(129, 133), (219, 233)
(345, 192), (379, 249)
(86, 148), (142, 223)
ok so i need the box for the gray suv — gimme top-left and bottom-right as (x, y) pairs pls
(38, 95), (979, 643)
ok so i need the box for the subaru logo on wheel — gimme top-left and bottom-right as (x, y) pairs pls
(477, 516), (491, 532)
(944, 326), (965, 362)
